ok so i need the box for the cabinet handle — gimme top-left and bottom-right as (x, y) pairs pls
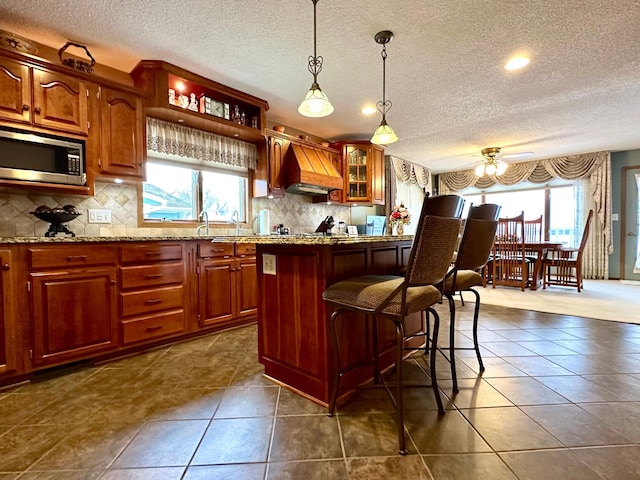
(34, 107), (41, 114)
(66, 255), (87, 261)
(22, 104), (29, 112)
(145, 274), (162, 279)
(145, 252), (161, 256)
(2, 263), (9, 270)
(145, 298), (162, 305)
(212, 248), (225, 253)
(146, 325), (163, 332)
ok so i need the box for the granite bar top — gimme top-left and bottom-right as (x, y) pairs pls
(212, 234), (413, 245)
(0, 234), (412, 244)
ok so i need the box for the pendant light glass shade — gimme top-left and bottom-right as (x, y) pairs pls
(298, 82), (334, 117)
(371, 119), (398, 145)
(371, 31), (398, 145)
(298, 0), (333, 118)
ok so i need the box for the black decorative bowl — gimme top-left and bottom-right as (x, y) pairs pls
(30, 211), (82, 237)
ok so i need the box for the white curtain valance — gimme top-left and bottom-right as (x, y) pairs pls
(146, 117), (257, 170)
(391, 156), (431, 190)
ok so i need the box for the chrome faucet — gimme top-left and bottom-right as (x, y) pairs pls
(197, 210), (209, 236)
(230, 210), (240, 236)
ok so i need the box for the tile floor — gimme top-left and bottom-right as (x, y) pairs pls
(2, 300), (640, 479)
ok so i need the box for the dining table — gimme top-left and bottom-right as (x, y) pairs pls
(521, 240), (565, 290)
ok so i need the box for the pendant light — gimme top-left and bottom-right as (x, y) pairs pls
(371, 30), (398, 145)
(298, 0), (334, 117)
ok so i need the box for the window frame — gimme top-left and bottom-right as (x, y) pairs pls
(137, 155), (251, 230)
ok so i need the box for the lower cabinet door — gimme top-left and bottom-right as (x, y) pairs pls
(198, 258), (235, 327)
(0, 249), (18, 375)
(236, 257), (257, 318)
(30, 267), (118, 367)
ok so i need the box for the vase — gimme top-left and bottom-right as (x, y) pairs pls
(390, 222), (398, 236)
(397, 223), (404, 235)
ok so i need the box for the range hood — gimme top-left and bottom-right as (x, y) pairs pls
(283, 143), (343, 195)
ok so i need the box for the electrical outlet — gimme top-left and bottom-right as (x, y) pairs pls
(263, 254), (276, 275)
(88, 209), (112, 223)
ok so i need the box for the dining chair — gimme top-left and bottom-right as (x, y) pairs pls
(441, 204), (500, 392)
(543, 209), (594, 292)
(492, 211), (528, 291)
(322, 194), (464, 454)
(523, 215), (544, 282)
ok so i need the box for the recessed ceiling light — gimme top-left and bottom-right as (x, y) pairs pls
(505, 56), (530, 71)
(361, 105), (377, 115)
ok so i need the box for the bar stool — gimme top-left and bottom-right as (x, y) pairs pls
(441, 204), (500, 392)
(322, 194), (464, 454)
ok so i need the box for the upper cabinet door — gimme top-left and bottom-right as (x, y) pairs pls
(99, 87), (145, 179)
(0, 57), (31, 125)
(32, 68), (89, 135)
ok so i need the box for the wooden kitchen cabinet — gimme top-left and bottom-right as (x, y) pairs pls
(0, 56), (89, 136)
(118, 243), (186, 344)
(28, 245), (119, 368)
(131, 60), (268, 143)
(196, 242), (257, 328)
(0, 249), (18, 376)
(330, 141), (385, 205)
(253, 132), (288, 198)
(97, 86), (146, 179)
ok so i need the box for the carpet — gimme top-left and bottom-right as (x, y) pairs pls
(469, 279), (639, 324)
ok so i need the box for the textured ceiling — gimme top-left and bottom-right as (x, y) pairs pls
(2, 0), (640, 173)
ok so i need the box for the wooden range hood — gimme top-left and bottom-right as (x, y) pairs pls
(283, 143), (343, 196)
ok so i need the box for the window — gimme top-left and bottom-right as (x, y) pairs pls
(142, 157), (247, 224)
(462, 182), (577, 241)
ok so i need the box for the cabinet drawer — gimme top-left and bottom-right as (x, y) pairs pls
(121, 310), (185, 344)
(120, 285), (184, 318)
(120, 262), (184, 290)
(29, 246), (117, 270)
(236, 243), (256, 257)
(120, 244), (183, 264)
(198, 243), (233, 259)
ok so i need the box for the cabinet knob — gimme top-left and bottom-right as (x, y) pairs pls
(33, 107), (41, 114)
(2, 263), (9, 270)
(22, 104), (29, 112)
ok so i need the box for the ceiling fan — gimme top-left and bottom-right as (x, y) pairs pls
(474, 147), (534, 177)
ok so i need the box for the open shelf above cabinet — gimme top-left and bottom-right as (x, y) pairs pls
(130, 60), (269, 143)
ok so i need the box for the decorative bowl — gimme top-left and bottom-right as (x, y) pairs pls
(31, 211), (81, 224)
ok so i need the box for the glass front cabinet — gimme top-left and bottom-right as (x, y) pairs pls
(331, 141), (385, 205)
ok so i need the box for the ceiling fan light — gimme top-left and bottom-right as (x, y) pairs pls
(496, 161), (508, 175)
(475, 164), (486, 177)
(371, 120), (398, 145)
(298, 84), (334, 117)
(485, 162), (497, 176)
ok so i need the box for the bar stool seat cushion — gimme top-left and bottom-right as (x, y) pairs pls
(443, 270), (483, 292)
(323, 275), (442, 316)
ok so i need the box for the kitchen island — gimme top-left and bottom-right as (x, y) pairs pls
(218, 234), (417, 406)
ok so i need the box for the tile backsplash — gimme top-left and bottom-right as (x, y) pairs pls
(0, 183), (352, 237)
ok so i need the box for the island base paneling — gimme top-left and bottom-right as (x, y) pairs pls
(257, 240), (421, 406)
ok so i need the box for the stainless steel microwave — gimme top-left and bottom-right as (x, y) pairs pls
(0, 127), (86, 186)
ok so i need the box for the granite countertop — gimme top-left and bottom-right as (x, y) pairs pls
(0, 234), (413, 244)
(212, 234), (413, 244)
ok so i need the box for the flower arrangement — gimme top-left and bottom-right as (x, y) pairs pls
(389, 203), (410, 234)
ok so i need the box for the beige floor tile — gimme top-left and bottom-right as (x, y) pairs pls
(500, 449), (603, 480)
(423, 452), (517, 480)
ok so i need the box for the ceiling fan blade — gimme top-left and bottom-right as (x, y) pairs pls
(500, 152), (535, 160)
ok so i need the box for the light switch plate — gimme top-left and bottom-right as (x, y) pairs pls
(263, 254), (276, 275)
(88, 209), (112, 223)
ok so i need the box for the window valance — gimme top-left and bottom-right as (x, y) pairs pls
(146, 117), (257, 170)
(437, 151), (609, 191)
(390, 156), (431, 189)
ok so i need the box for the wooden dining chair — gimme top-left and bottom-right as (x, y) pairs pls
(442, 203), (500, 392)
(524, 215), (543, 282)
(543, 209), (594, 292)
(322, 194), (464, 454)
(492, 212), (528, 291)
